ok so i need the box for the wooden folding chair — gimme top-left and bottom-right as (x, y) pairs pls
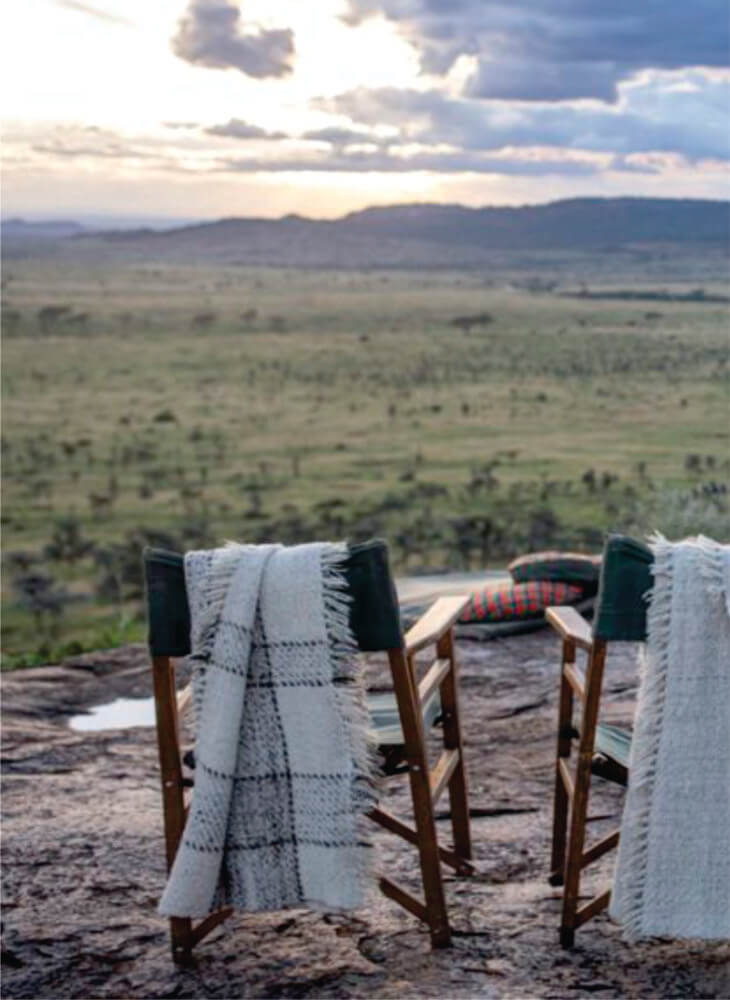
(546, 534), (653, 947)
(144, 540), (474, 964)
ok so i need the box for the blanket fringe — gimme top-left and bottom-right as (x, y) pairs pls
(610, 534), (673, 938)
(320, 544), (379, 900)
(696, 534), (730, 617)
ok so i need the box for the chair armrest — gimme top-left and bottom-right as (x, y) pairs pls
(545, 606), (593, 651)
(405, 595), (469, 655)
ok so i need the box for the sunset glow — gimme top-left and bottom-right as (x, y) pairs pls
(2, 0), (728, 219)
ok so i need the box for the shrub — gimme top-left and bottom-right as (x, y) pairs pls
(37, 304), (71, 333)
(153, 408), (178, 423)
(450, 312), (493, 333)
(44, 517), (94, 564)
(191, 312), (216, 329)
(12, 572), (69, 631)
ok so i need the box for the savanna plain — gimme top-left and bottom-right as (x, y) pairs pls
(2, 248), (728, 665)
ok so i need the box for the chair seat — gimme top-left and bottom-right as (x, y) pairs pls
(595, 723), (632, 768)
(367, 689), (441, 747)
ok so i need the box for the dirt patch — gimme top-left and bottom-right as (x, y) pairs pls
(2, 636), (728, 998)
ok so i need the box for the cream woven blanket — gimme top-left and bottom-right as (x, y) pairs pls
(159, 542), (376, 919)
(610, 536), (730, 940)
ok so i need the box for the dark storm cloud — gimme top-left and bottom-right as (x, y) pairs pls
(172, 0), (294, 78)
(205, 118), (287, 139)
(345, 0), (729, 101)
(464, 59), (619, 103)
(325, 75), (730, 161)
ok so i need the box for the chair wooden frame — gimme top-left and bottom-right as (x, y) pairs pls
(546, 606), (627, 949)
(151, 594), (474, 964)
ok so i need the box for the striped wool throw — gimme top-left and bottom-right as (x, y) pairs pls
(159, 542), (376, 919)
(610, 535), (730, 940)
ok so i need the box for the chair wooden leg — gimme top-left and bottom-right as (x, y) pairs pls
(560, 925), (575, 949)
(389, 648), (451, 948)
(410, 765), (452, 948)
(560, 755), (591, 945)
(559, 641), (607, 947)
(550, 640), (575, 886)
(550, 776), (569, 887)
(170, 917), (195, 965)
(152, 656), (194, 963)
(436, 630), (472, 866)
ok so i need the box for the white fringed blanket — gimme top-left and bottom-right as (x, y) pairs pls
(159, 542), (376, 919)
(610, 536), (730, 940)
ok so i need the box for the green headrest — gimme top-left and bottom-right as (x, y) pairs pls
(144, 540), (403, 657)
(593, 535), (654, 641)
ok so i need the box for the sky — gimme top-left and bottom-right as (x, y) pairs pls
(1, 0), (729, 220)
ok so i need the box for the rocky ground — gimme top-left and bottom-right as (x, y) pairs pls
(2, 634), (728, 999)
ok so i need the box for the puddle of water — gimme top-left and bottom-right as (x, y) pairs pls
(69, 696), (156, 732)
(68, 571), (507, 732)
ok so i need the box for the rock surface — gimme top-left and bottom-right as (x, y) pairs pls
(2, 636), (728, 999)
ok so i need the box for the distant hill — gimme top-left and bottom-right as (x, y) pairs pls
(2, 218), (87, 240)
(342, 198), (730, 249)
(3, 198), (729, 270)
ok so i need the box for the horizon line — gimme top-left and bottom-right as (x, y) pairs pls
(3, 193), (729, 231)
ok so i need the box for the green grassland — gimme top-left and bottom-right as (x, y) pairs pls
(2, 256), (728, 665)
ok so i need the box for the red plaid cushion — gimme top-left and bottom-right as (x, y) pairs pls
(459, 580), (584, 623)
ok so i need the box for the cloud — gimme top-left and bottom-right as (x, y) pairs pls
(13, 124), (201, 173)
(464, 59), (619, 103)
(301, 126), (385, 145)
(7, 121), (613, 176)
(29, 126), (159, 162)
(345, 0), (730, 101)
(172, 0), (294, 78)
(324, 71), (730, 162)
(55, 1), (133, 27)
(205, 118), (287, 139)
(32, 142), (150, 159)
(9, 119), (725, 189)
(202, 121), (395, 147)
(217, 147), (606, 176)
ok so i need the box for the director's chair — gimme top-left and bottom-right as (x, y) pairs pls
(144, 540), (474, 963)
(546, 534), (653, 947)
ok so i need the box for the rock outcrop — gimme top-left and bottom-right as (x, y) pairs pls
(2, 637), (728, 998)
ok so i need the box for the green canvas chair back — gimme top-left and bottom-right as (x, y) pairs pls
(592, 534), (654, 641)
(144, 539), (403, 657)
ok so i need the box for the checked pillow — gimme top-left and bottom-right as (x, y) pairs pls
(508, 550), (601, 592)
(459, 579), (584, 624)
